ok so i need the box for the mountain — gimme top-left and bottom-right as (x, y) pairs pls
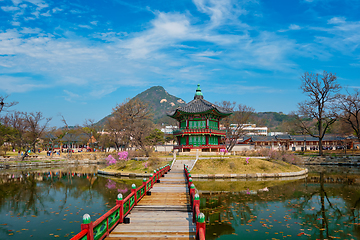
(96, 86), (186, 126)
(96, 86), (296, 129)
(133, 86), (186, 122)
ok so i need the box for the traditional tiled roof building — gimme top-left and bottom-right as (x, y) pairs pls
(240, 134), (353, 151)
(167, 84), (232, 152)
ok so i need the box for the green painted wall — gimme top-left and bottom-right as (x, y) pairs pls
(180, 136), (186, 145)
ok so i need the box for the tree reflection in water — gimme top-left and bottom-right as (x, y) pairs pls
(0, 167), (141, 239)
(198, 173), (360, 240)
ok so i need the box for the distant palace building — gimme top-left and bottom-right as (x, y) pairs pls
(167, 84), (232, 152)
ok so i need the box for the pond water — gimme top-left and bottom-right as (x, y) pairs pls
(194, 166), (360, 240)
(0, 165), (143, 239)
(1, 165), (360, 240)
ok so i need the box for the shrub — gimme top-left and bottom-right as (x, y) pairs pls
(259, 163), (268, 170)
(229, 162), (235, 169)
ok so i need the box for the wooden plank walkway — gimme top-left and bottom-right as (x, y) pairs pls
(106, 160), (196, 240)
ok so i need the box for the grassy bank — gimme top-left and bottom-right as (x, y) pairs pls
(101, 158), (172, 174)
(191, 157), (303, 175)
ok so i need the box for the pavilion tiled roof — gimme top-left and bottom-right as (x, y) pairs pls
(167, 84), (232, 117)
(167, 98), (232, 115)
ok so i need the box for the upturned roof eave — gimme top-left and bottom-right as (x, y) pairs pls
(167, 108), (232, 119)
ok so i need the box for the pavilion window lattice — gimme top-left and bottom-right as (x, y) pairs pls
(189, 136), (206, 146)
(189, 120), (206, 129)
(209, 120), (218, 130)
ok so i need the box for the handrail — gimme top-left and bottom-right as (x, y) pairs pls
(70, 164), (171, 240)
(184, 164), (206, 240)
(71, 229), (88, 240)
(170, 157), (176, 170)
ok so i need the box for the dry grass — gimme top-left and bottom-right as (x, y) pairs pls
(191, 157), (303, 175)
(101, 158), (172, 174)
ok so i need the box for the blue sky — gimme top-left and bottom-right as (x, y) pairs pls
(0, 0), (360, 127)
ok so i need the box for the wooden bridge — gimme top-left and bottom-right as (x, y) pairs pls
(71, 160), (205, 240)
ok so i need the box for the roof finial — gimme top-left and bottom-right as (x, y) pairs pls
(194, 84), (203, 99)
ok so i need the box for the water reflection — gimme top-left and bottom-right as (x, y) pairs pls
(196, 173), (360, 240)
(0, 166), (141, 239)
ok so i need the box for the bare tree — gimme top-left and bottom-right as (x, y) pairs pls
(82, 119), (101, 150)
(59, 114), (82, 156)
(337, 89), (360, 141)
(0, 95), (18, 113)
(218, 101), (255, 152)
(23, 112), (52, 156)
(1, 111), (28, 151)
(110, 98), (154, 156)
(296, 71), (341, 156)
(104, 116), (129, 151)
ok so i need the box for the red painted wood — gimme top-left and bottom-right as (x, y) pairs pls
(81, 222), (94, 240)
(93, 205), (119, 226)
(71, 229), (88, 240)
(199, 227), (206, 240)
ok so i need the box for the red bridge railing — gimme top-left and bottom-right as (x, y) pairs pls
(184, 164), (206, 240)
(70, 164), (171, 240)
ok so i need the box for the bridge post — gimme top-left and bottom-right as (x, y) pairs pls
(188, 178), (193, 189)
(150, 173), (154, 188)
(116, 194), (124, 223)
(193, 193), (200, 223)
(142, 178), (147, 198)
(156, 168), (160, 183)
(81, 214), (94, 240)
(132, 184), (137, 206)
(153, 170), (157, 184)
(190, 183), (195, 198)
(196, 213), (206, 240)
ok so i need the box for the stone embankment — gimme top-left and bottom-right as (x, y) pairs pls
(190, 168), (308, 179)
(0, 156), (106, 169)
(303, 155), (360, 166)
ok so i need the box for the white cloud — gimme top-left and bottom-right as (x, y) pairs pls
(11, 21), (21, 26)
(313, 18), (360, 54)
(0, 75), (49, 93)
(328, 17), (346, 24)
(192, 0), (248, 27)
(78, 25), (92, 29)
(41, 10), (51, 17)
(289, 24), (301, 30)
(193, 50), (222, 57)
(1, 6), (20, 11)
(90, 21), (98, 26)
(63, 90), (80, 102)
(52, 7), (62, 13)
